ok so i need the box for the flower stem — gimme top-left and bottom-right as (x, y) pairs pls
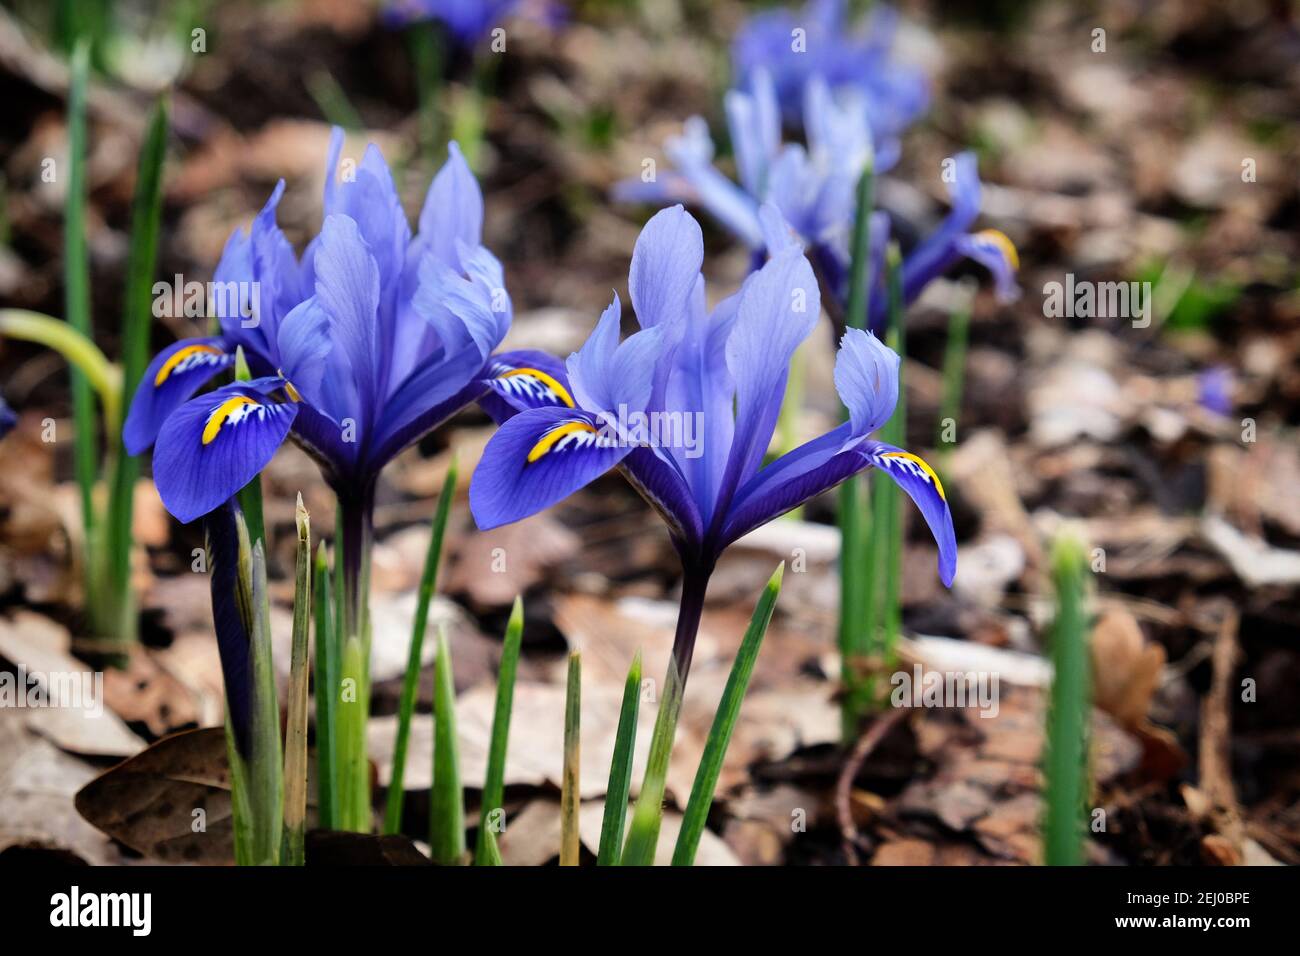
(334, 485), (375, 832)
(622, 564), (712, 865)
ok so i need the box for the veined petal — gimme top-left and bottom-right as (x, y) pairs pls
(418, 141), (484, 269)
(835, 327), (899, 439)
(621, 446), (704, 551)
(481, 350), (576, 420)
(566, 293), (663, 423)
(628, 205), (703, 333)
(714, 244), (821, 520)
(369, 338), (485, 468)
(123, 337), (233, 454)
(863, 441), (957, 587)
(470, 406), (631, 530)
(152, 380), (297, 523)
(315, 214), (381, 429)
(275, 298), (331, 408)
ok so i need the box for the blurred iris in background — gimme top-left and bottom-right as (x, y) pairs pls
(732, 0), (928, 148)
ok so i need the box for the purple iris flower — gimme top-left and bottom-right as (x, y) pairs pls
(383, 0), (559, 44)
(615, 73), (1019, 336)
(124, 127), (543, 527)
(732, 0), (928, 145)
(616, 70), (891, 248)
(0, 396), (16, 439)
(470, 205), (954, 687)
(1197, 366), (1233, 417)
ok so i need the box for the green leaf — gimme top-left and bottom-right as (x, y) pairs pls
(620, 654), (685, 866)
(474, 596), (523, 864)
(102, 95), (168, 644)
(1044, 527), (1092, 866)
(64, 41), (96, 559)
(384, 457), (458, 834)
(597, 649), (641, 866)
(838, 162), (877, 739)
(673, 563), (784, 866)
(312, 540), (338, 831)
(844, 162), (876, 332)
(282, 495), (312, 865)
(234, 511), (283, 865)
(429, 625), (464, 864)
(560, 651), (581, 866)
(479, 823), (503, 866)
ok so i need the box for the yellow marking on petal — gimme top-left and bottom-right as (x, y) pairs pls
(881, 451), (947, 501)
(527, 421), (596, 463)
(154, 344), (224, 387)
(974, 229), (1019, 271)
(202, 395), (259, 446)
(279, 372), (302, 403)
(500, 367), (575, 408)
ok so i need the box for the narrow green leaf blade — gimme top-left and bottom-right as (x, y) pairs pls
(560, 651), (581, 866)
(282, 495), (311, 865)
(479, 822), (503, 866)
(597, 649), (641, 865)
(64, 41), (96, 553)
(1044, 527), (1092, 866)
(429, 625), (464, 864)
(474, 595), (523, 864)
(384, 457), (458, 834)
(620, 654), (685, 866)
(102, 95), (168, 644)
(673, 564), (783, 866)
(312, 540), (337, 831)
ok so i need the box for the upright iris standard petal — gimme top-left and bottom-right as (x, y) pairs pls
(861, 441), (957, 587)
(470, 405), (632, 530)
(274, 299), (332, 407)
(629, 206), (704, 334)
(123, 337), (234, 454)
(565, 294), (662, 426)
(419, 142), (484, 267)
(835, 327), (899, 438)
(152, 380), (297, 524)
(313, 214), (382, 427)
(715, 245), (821, 513)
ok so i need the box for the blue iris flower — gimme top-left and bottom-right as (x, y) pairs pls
(124, 127), (545, 527)
(616, 71), (1020, 335)
(471, 205), (955, 684)
(383, 0), (559, 45)
(732, 0), (928, 146)
(0, 396), (16, 439)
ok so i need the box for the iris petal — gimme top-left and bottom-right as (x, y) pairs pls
(863, 442), (957, 587)
(123, 337), (233, 454)
(469, 406), (632, 530)
(152, 380), (297, 523)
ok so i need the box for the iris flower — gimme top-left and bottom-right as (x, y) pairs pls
(732, 0), (928, 145)
(124, 129), (552, 644)
(615, 70), (892, 250)
(0, 396), (15, 439)
(617, 71), (1020, 336)
(383, 0), (558, 44)
(471, 205), (954, 688)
